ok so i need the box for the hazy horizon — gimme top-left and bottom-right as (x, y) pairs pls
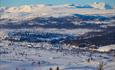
(0, 0), (115, 7)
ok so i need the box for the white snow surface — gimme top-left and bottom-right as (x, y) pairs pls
(0, 41), (115, 70)
(97, 44), (115, 52)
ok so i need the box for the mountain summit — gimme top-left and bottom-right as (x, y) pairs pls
(90, 2), (113, 9)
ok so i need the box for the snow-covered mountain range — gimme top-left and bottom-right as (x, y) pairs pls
(0, 2), (115, 20)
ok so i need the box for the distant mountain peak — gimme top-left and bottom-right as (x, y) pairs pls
(90, 2), (113, 9)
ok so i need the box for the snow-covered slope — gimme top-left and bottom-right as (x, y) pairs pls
(90, 2), (113, 9)
(97, 44), (115, 52)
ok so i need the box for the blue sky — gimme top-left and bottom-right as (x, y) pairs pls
(0, 0), (115, 7)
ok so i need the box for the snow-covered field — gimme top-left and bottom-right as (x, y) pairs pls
(0, 2), (115, 70)
(0, 41), (115, 70)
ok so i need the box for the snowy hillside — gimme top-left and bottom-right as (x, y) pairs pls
(0, 3), (115, 70)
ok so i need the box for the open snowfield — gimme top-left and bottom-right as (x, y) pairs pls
(0, 41), (115, 70)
